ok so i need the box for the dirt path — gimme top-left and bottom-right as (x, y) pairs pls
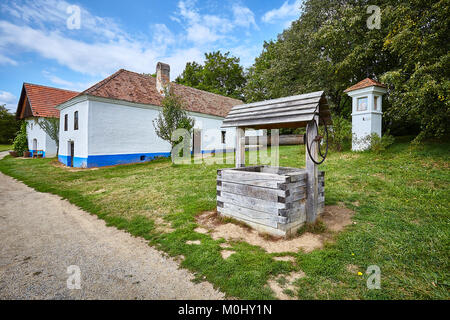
(0, 152), (224, 300)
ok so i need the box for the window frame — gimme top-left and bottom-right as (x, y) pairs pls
(357, 97), (368, 112)
(74, 111), (79, 130)
(64, 114), (68, 131)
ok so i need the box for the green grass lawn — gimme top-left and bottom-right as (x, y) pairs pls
(0, 144), (12, 152)
(0, 139), (449, 299)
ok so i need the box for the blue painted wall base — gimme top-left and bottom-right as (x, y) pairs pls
(59, 152), (171, 168)
(58, 149), (235, 168)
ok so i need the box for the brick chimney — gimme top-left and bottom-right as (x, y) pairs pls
(156, 62), (170, 95)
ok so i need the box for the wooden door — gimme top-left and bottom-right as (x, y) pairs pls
(193, 129), (202, 155)
(70, 142), (74, 167)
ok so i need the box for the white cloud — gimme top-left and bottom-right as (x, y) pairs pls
(175, 1), (257, 44)
(1, 0), (124, 40)
(41, 71), (96, 92)
(0, 21), (160, 77)
(262, 0), (302, 24)
(0, 90), (17, 112)
(232, 5), (258, 30)
(0, 53), (17, 66)
(0, 0), (261, 84)
(152, 24), (175, 47)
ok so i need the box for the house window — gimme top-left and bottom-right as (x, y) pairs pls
(221, 131), (226, 144)
(64, 114), (68, 131)
(74, 111), (78, 130)
(373, 96), (379, 111)
(357, 97), (368, 111)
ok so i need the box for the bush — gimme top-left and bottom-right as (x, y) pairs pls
(369, 133), (395, 153)
(12, 122), (28, 156)
(355, 133), (395, 154)
(328, 116), (352, 152)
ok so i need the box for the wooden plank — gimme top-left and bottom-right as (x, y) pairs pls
(219, 203), (280, 228)
(278, 180), (306, 190)
(226, 105), (318, 120)
(218, 177), (281, 189)
(228, 98), (322, 116)
(230, 91), (324, 110)
(218, 192), (284, 214)
(284, 189), (306, 202)
(221, 169), (289, 182)
(279, 203), (306, 218)
(306, 116), (319, 222)
(235, 128), (245, 168)
(222, 113), (317, 128)
(217, 181), (287, 200)
(285, 172), (307, 182)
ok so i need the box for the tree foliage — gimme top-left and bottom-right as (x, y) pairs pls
(0, 104), (20, 144)
(176, 51), (246, 100)
(244, 0), (449, 140)
(38, 117), (60, 155)
(153, 89), (195, 154)
(12, 121), (28, 156)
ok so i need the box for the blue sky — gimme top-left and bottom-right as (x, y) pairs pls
(0, 0), (303, 112)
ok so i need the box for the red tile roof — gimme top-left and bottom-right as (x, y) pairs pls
(76, 69), (242, 118)
(18, 83), (79, 118)
(344, 78), (386, 93)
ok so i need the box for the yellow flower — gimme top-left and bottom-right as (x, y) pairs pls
(351, 253), (355, 256)
(358, 272), (363, 276)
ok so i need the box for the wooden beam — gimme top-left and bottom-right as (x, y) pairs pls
(306, 115), (319, 222)
(235, 127), (245, 168)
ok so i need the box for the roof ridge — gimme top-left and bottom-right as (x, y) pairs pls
(120, 68), (243, 103)
(23, 82), (79, 93)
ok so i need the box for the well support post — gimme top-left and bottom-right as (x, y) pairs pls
(306, 115), (319, 222)
(235, 127), (245, 168)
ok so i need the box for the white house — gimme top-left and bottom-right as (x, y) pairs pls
(344, 78), (387, 151)
(15, 83), (79, 157)
(56, 63), (248, 168)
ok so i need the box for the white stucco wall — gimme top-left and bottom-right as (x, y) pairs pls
(88, 99), (238, 156)
(58, 100), (89, 159)
(88, 100), (171, 155)
(26, 118), (57, 157)
(57, 95), (264, 167)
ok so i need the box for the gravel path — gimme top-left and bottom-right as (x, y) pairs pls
(0, 151), (224, 300)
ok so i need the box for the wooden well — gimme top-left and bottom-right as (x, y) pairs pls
(217, 166), (324, 237)
(219, 91), (330, 237)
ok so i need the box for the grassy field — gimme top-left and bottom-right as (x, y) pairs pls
(0, 138), (448, 299)
(0, 145), (12, 152)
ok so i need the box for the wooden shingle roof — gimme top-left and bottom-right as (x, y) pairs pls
(16, 83), (79, 119)
(222, 91), (331, 129)
(75, 69), (242, 118)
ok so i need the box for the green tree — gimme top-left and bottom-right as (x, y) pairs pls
(380, 0), (450, 140)
(176, 51), (246, 100)
(0, 105), (20, 144)
(152, 89), (195, 155)
(38, 117), (60, 155)
(244, 0), (449, 140)
(12, 121), (28, 156)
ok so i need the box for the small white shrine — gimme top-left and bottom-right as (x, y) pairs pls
(345, 78), (387, 151)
